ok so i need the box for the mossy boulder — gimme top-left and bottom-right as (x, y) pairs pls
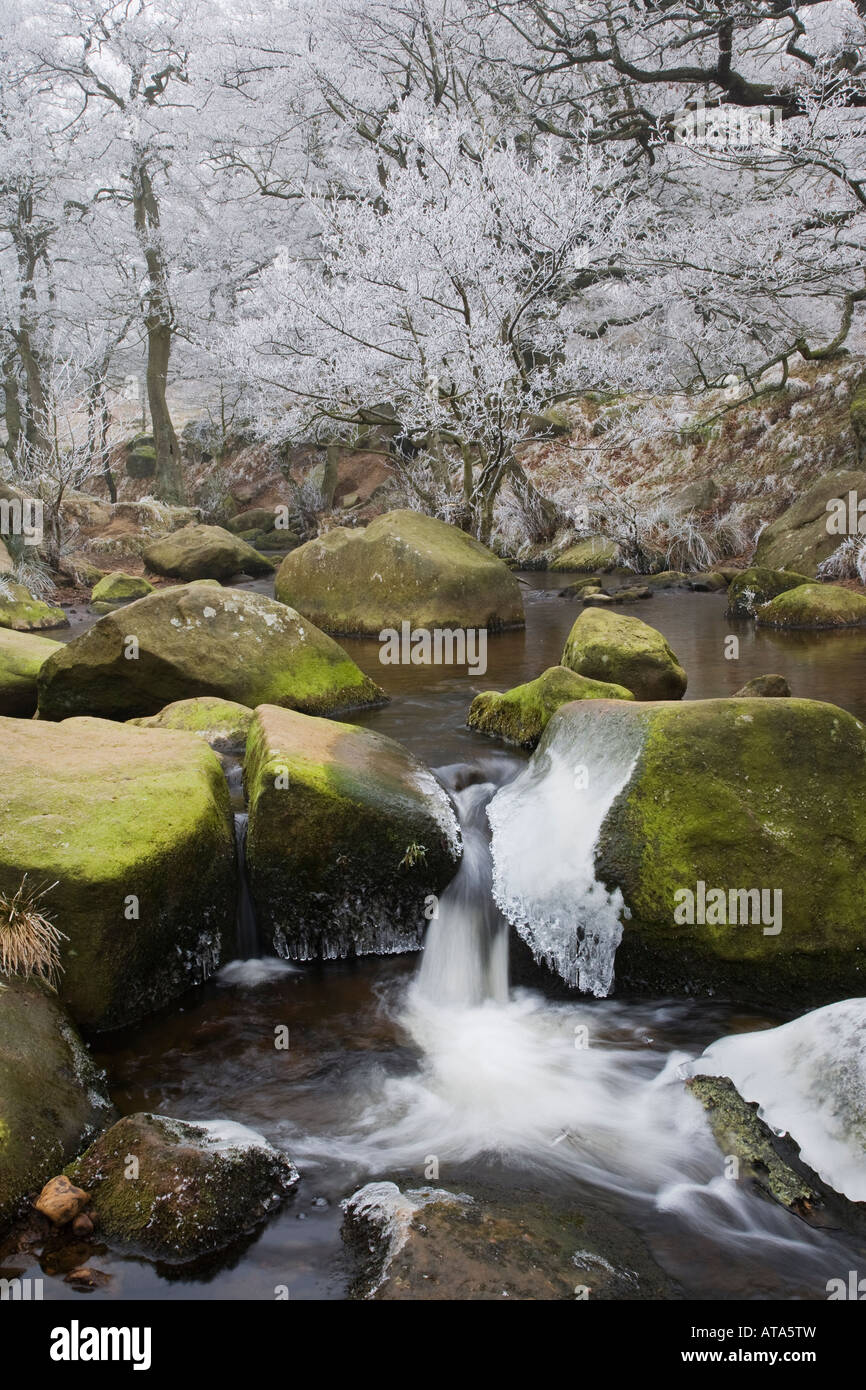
(125, 434), (156, 479)
(245, 704), (462, 960)
(754, 469), (866, 575)
(143, 523), (275, 581)
(226, 507), (278, 535)
(733, 674), (792, 698)
(490, 697), (866, 1008)
(0, 978), (115, 1228)
(757, 582), (866, 629)
(66, 1114), (298, 1262)
(646, 571), (691, 590)
(726, 566), (811, 618)
(0, 716), (236, 1031)
(690, 571), (727, 592)
(128, 696), (254, 753)
(591, 698), (866, 1007)
(556, 577), (603, 598)
(561, 608), (687, 700)
(37, 584), (386, 721)
(274, 509), (524, 634)
(549, 537), (618, 573)
(90, 571), (153, 610)
(467, 665), (634, 749)
(0, 627), (62, 716)
(0, 581), (68, 632)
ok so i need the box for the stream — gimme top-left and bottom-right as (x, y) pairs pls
(32, 576), (866, 1299)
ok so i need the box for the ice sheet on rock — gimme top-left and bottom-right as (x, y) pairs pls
(683, 998), (866, 1202)
(487, 702), (643, 996)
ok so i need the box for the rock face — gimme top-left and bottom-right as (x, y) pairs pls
(0, 627), (62, 716)
(143, 523), (275, 581)
(488, 697), (866, 1008)
(37, 583), (386, 721)
(726, 566), (811, 618)
(128, 696), (254, 753)
(733, 674), (792, 698)
(245, 705), (461, 959)
(754, 469), (866, 575)
(549, 536), (617, 573)
(66, 1114), (298, 1261)
(0, 580), (68, 632)
(467, 665), (634, 749)
(0, 978), (114, 1227)
(757, 582), (866, 628)
(275, 509), (524, 634)
(561, 608), (687, 700)
(0, 716), (236, 1031)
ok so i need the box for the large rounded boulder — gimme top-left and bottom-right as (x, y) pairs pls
(726, 566), (811, 619)
(36, 583), (385, 721)
(467, 665), (633, 749)
(142, 522), (274, 580)
(274, 509), (524, 634)
(245, 705), (462, 959)
(488, 697), (866, 1008)
(757, 582), (866, 629)
(561, 608), (687, 700)
(0, 978), (115, 1227)
(0, 716), (236, 1031)
(0, 580), (68, 632)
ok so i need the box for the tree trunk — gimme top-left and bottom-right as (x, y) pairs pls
(1, 351), (22, 459)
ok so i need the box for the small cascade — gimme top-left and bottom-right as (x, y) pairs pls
(233, 812), (260, 959)
(415, 764), (512, 1008)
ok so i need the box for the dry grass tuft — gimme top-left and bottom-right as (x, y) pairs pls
(0, 877), (67, 990)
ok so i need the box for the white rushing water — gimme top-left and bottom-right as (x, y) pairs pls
(487, 702), (643, 995)
(684, 998), (866, 1202)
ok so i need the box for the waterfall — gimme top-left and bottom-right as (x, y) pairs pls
(233, 812), (260, 960)
(415, 766), (511, 1008)
(487, 702), (643, 996)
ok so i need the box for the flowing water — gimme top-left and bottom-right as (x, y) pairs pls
(28, 577), (866, 1299)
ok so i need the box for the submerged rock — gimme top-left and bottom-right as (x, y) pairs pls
(755, 469), (866, 575)
(128, 696), (254, 754)
(143, 522), (274, 581)
(0, 716), (236, 1031)
(726, 566), (811, 618)
(341, 1181), (673, 1300)
(0, 627), (62, 716)
(275, 509), (524, 634)
(66, 1113), (298, 1261)
(245, 704), (461, 960)
(561, 608), (687, 700)
(489, 697), (866, 1007)
(0, 581), (68, 632)
(36, 583), (386, 721)
(689, 571), (727, 592)
(467, 665), (633, 750)
(0, 978), (114, 1227)
(733, 674), (792, 698)
(757, 582), (866, 629)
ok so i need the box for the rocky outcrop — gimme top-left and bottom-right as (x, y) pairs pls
(561, 608), (687, 700)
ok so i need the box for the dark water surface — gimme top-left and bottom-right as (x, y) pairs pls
(21, 574), (866, 1301)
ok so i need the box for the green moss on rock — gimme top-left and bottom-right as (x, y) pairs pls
(37, 583), (386, 721)
(0, 716), (236, 1031)
(91, 571), (153, 605)
(0, 978), (115, 1228)
(66, 1113), (298, 1261)
(754, 469), (866, 575)
(275, 509), (524, 634)
(0, 627), (62, 716)
(143, 523), (275, 581)
(0, 581), (68, 632)
(549, 537), (618, 573)
(727, 566), (811, 618)
(467, 665), (634, 749)
(757, 583), (866, 629)
(129, 696), (254, 753)
(562, 608), (687, 700)
(687, 1075), (817, 1211)
(245, 704), (462, 959)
